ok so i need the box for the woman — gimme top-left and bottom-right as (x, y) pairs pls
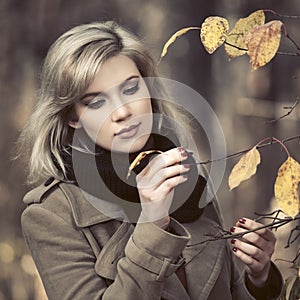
(19, 21), (283, 299)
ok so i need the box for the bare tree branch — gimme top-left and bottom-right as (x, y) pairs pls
(224, 41), (247, 52)
(264, 10), (300, 20)
(265, 97), (299, 123)
(277, 51), (300, 56)
(194, 136), (300, 166)
(275, 249), (300, 269)
(286, 34), (300, 52)
(186, 213), (299, 247)
(286, 225), (300, 248)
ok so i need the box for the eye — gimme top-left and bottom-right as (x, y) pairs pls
(123, 81), (140, 95)
(87, 97), (106, 109)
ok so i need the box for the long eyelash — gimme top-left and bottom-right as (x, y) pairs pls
(125, 82), (140, 94)
(87, 99), (105, 109)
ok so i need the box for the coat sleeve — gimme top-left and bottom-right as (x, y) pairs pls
(244, 263), (283, 300)
(22, 205), (190, 300)
(229, 242), (283, 300)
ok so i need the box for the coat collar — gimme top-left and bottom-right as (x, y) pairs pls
(23, 179), (113, 227)
(23, 178), (61, 205)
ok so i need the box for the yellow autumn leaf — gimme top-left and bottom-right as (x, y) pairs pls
(228, 147), (261, 190)
(244, 20), (283, 70)
(274, 156), (300, 218)
(159, 27), (200, 61)
(127, 150), (163, 179)
(225, 10), (265, 60)
(200, 16), (229, 54)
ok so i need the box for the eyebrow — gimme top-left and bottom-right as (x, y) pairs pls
(80, 75), (140, 102)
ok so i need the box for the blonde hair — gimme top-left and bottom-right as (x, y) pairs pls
(18, 21), (191, 185)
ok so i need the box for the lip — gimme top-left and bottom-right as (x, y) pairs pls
(114, 122), (141, 139)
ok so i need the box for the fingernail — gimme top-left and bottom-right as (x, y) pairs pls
(232, 247), (237, 252)
(230, 227), (235, 233)
(178, 147), (185, 152)
(182, 175), (188, 179)
(231, 239), (236, 245)
(183, 164), (190, 169)
(181, 151), (187, 158)
(239, 218), (246, 224)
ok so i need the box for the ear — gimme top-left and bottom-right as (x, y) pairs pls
(68, 120), (82, 129)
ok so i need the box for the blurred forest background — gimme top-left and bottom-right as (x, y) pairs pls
(1, 0), (299, 299)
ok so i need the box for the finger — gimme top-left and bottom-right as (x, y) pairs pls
(232, 239), (268, 262)
(138, 147), (188, 178)
(137, 163), (190, 190)
(236, 218), (276, 242)
(155, 174), (188, 195)
(139, 175), (187, 221)
(232, 246), (268, 276)
(138, 174), (187, 203)
(231, 227), (274, 255)
(232, 246), (261, 267)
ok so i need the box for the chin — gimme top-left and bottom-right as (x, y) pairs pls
(112, 135), (150, 154)
(131, 135), (152, 153)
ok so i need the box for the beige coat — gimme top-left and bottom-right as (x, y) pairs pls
(22, 179), (283, 299)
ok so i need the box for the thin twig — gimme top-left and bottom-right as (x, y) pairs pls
(254, 210), (286, 232)
(264, 9), (300, 20)
(275, 250), (300, 268)
(224, 41), (247, 52)
(193, 136), (300, 166)
(265, 97), (299, 123)
(277, 51), (300, 56)
(274, 14), (300, 53)
(187, 216), (298, 246)
(254, 209), (284, 217)
(286, 34), (300, 51)
(225, 14), (300, 57)
(285, 225), (300, 248)
(275, 251), (300, 266)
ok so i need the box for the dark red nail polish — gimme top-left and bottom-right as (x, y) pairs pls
(230, 227), (235, 233)
(239, 218), (246, 224)
(232, 247), (237, 252)
(181, 152), (187, 158)
(231, 239), (236, 245)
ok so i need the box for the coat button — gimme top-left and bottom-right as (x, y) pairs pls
(44, 177), (54, 186)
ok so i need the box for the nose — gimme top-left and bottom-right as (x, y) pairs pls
(111, 103), (132, 122)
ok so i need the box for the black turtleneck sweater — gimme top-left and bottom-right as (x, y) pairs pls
(65, 133), (206, 223)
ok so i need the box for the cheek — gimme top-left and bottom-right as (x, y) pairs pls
(141, 100), (153, 126)
(139, 99), (153, 115)
(146, 102), (153, 125)
(80, 112), (109, 141)
(97, 119), (111, 137)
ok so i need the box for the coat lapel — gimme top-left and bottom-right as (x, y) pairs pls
(184, 239), (226, 299)
(162, 274), (191, 300)
(94, 222), (134, 280)
(60, 182), (114, 226)
(182, 204), (226, 299)
(60, 182), (226, 300)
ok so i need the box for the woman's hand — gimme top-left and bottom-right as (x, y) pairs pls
(230, 218), (276, 287)
(136, 147), (189, 229)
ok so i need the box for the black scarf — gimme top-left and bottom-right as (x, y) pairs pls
(66, 133), (205, 223)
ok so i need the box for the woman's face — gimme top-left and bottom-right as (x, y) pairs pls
(69, 55), (153, 153)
